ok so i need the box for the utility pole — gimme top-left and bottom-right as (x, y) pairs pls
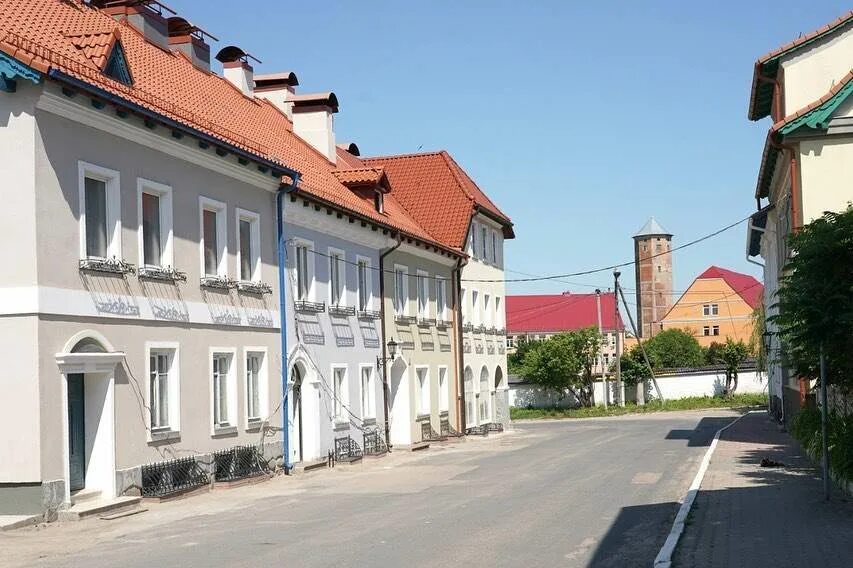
(820, 345), (830, 501)
(614, 270), (624, 407)
(596, 289), (607, 409)
(616, 280), (664, 402)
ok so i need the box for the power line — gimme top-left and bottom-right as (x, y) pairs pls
(297, 213), (752, 285)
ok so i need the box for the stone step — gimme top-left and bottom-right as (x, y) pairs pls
(290, 458), (328, 474)
(58, 496), (142, 522)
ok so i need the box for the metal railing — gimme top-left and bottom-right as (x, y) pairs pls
(462, 323), (474, 333)
(486, 422), (504, 433)
(421, 421), (446, 442)
(465, 425), (489, 436)
(236, 280), (273, 295)
(141, 456), (208, 498)
(295, 300), (326, 313)
(395, 314), (417, 325)
(357, 309), (382, 320)
(417, 317), (436, 328)
(200, 275), (236, 289)
(79, 257), (136, 275)
(213, 445), (265, 482)
(328, 304), (356, 317)
(363, 430), (388, 456)
(335, 435), (363, 462)
(138, 265), (187, 282)
(440, 418), (463, 438)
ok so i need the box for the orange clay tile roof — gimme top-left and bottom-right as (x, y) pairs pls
(332, 167), (387, 187)
(748, 11), (853, 120)
(66, 29), (117, 69)
(0, 0), (455, 254)
(361, 150), (514, 249)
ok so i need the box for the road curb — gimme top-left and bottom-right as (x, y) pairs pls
(652, 410), (762, 568)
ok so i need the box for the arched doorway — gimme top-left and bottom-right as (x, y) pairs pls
(479, 366), (490, 425)
(389, 358), (411, 446)
(56, 332), (123, 504)
(288, 360), (320, 463)
(494, 367), (505, 423)
(464, 366), (475, 428)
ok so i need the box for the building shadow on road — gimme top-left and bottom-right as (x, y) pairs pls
(587, 501), (680, 568)
(665, 416), (737, 446)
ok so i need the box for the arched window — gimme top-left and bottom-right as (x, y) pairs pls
(479, 367), (490, 423)
(464, 367), (475, 427)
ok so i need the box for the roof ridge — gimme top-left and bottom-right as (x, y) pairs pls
(438, 150), (476, 204)
(363, 149), (445, 162)
(771, 68), (853, 132)
(756, 10), (853, 65)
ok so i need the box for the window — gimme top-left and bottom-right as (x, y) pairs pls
(479, 369), (490, 422)
(703, 326), (711, 336)
(417, 367), (430, 415)
(468, 223), (476, 256)
(417, 270), (429, 318)
(472, 290), (479, 325)
(360, 365), (375, 419)
(211, 350), (235, 430)
(507, 336), (515, 349)
(484, 294), (491, 327)
(374, 191), (384, 214)
(329, 249), (345, 306)
(492, 230), (498, 265)
(394, 265), (408, 315)
(245, 350), (266, 425)
(103, 41), (132, 85)
(438, 367), (449, 412)
(357, 258), (371, 311)
(295, 242), (312, 301)
(712, 325), (720, 336)
(146, 343), (180, 439)
(702, 304), (720, 317)
(436, 278), (447, 321)
(138, 179), (173, 268)
(199, 197), (226, 277)
(236, 209), (260, 282)
(481, 225), (488, 260)
(460, 288), (467, 322)
(333, 366), (348, 422)
(79, 162), (121, 260)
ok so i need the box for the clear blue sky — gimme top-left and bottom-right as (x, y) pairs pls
(171, 0), (848, 301)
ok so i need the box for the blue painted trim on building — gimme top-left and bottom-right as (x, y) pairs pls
(0, 52), (42, 93)
(278, 174), (301, 472)
(47, 69), (299, 180)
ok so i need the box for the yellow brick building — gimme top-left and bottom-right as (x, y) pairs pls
(660, 266), (763, 347)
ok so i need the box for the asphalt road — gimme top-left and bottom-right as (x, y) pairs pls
(3, 410), (739, 568)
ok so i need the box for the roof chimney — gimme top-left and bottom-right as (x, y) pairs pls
(215, 46), (259, 97)
(291, 92), (339, 164)
(254, 72), (300, 117)
(167, 17), (217, 72)
(91, 0), (172, 50)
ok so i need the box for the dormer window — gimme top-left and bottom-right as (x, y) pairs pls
(374, 190), (384, 214)
(104, 41), (132, 86)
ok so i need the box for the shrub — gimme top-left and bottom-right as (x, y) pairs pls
(791, 407), (853, 486)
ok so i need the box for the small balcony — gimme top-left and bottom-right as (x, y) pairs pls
(436, 318), (452, 330)
(200, 275), (236, 290)
(328, 304), (356, 317)
(236, 280), (273, 295)
(357, 309), (382, 320)
(138, 265), (187, 283)
(295, 300), (326, 314)
(79, 256), (135, 276)
(462, 323), (474, 333)
(417, 317), (436, 328)
(395, 314), (417, 325)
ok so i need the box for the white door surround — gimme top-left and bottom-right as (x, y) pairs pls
(389, 358), (411, 446)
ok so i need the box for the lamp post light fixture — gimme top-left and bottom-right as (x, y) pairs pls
(762, 330), (773, 359)
(377, 338), (399, 369)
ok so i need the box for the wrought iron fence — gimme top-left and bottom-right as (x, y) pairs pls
(363, 430), (388, 456)
(141, 456), (209, 498)
(421, 421), (446, 442)
(440, 418), (463, 438)
(486, 422), (504, 433)
(213, 445), (265, 482)
(465, 425), (488, 436)
(335, 435), (363, 462)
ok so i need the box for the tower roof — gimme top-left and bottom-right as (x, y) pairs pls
(633, 217), (672, 239)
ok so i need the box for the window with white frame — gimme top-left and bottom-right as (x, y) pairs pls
(360, 365), (375, 419)
(137, 179), (173, 269)
(703, 326), (711, 336)
(329, 248), (345, 306)
(436, 277), (447, 321)
(481, 225), (488, 261)
(245, 350), (267, 425)
(417, 270), (429, 319)
(211, 351), (235, 430)
(200, 197), (227, 277)
(484, 294), (491, 328)
(438, 366), (449, 412)
(702, 303), (720, 316)
(468, 222), (476, 256)
(712, 325), (720, 336)
(294, 241), (312, 301)
(333, 366), (348, 422)
(79, 162), (121, 260)
(507, 336), (515, 349)
(492, 230), (498, 265)
(357, 257), (371, 311)
(494, 296), (502, 329)
(460, 288), (467, 322)
(417, 367), (430, 415)
(236, 209), (260, 282)
(394, 265), (408, 315)
(147, 344), (179, 434)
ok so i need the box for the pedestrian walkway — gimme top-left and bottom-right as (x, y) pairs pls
(674, 411), (853, 567)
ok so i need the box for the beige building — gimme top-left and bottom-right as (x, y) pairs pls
(745, 11), (853, 423)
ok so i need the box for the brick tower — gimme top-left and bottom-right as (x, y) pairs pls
(633, 218), (673, 338)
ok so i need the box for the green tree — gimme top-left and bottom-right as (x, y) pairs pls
(508, 336), (538, 376)
(772, 207), (853, 388)
(705, 341), (725, 366)
(618, 347), (650, 386)
(709, 338), (751, 395)
(642, 328), (705, 370)
(521, 327), (602, 406)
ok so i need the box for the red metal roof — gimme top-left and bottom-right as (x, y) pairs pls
(0, 0), (453, 253)
(696, 266), (764, 309)
(506, 293), (624, 334)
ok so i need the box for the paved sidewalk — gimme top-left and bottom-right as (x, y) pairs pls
(674, 412), (853, 568)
